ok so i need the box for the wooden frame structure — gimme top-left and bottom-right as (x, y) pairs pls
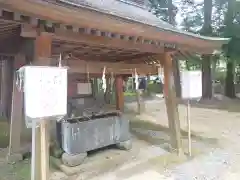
(0, 0), (229, 177)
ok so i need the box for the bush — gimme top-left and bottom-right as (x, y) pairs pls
(148, 83), (163, 93)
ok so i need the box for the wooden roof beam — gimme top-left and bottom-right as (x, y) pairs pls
(53, 28), (164, 54)
(51, 59), (158, 75)
(20, 25), (165, 54)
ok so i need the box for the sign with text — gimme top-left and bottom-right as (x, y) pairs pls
(22, 66), (68, 122)
(181, 71), (202, 99)
(77, 83), (92, 95)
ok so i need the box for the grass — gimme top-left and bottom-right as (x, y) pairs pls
(124, 91), (137, 97)
(0, 121), (10, 148)
(148, 83), (163, 94)
(0, 157), (61, 180)
(0, 159), (31, 180)
(0, 118), (59, 180)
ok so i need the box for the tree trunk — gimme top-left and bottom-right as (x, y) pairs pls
(201, 0), (213, 99)
(211, 57), (217, 96)
(202, 55), (212, 99)
(172, 59), (181, 98)
(225, 61), (235, 98)
(167, 0), (181, 98)
(167, 0), (175, 25)
(224, 0), (235, 98)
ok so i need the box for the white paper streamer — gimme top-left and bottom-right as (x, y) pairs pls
(134, 68), (139, 90)
(102, 66), (106, 92)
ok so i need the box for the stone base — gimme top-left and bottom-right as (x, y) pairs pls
(6, 153), (23, 163)
(61, 152), (87, 167)
(116, 140), (132, 151)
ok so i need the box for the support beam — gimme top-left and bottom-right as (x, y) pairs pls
(7, 54), (25, 163)
(21, 27), (164, 54)
(115, 75), (124, 111)
(24, 34), (52, 180)
(162, 53), (182, 155)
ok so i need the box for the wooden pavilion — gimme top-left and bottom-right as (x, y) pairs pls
(0, 0), (228, 168)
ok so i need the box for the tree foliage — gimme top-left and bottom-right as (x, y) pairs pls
(149, 0), (240, 98)
(149, 0), (178, 25)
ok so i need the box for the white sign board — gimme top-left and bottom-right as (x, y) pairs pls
(22, 66), (68, 122)
(181, 71), (202, 99)
(77, 83), (92, 95)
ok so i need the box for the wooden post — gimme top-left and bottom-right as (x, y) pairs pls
(147, 75), (151, 96)
(33, 33), (53, 180)
(93, 78), (98, 98)
(136, 90), (145, 114)
(162, 53), (182, 155)
(104, 77), (111, 104)
(0, 58), (13, 118)
(115, 75), (124, 111)
(8, 69), (24, 162)
(7, 54), (26, 162)
(136, 89), (141, 114)
(110, 74), (116, 105)
(40, 120), (49, 180)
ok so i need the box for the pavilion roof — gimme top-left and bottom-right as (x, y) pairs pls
(0, 0), (230, 54)
(58, 0), (229, 45)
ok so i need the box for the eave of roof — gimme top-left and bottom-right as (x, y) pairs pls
(58, 0), (229, 42)
(0, 0), (230, 53)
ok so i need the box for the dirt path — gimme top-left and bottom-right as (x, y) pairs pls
(2, 95), (240, 180)
(124, 95), (240, 179)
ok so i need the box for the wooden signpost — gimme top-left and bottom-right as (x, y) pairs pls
(17, 66), (68, 180)
(181, 71), (202, 156)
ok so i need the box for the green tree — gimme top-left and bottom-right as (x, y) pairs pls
(149, 0), (182, 97)
(223, 0), (238, 98)
(149, 0), (178, 25)
(201, 0), (213, 99)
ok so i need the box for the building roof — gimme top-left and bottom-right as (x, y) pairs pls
(0, 0), (230, 53)
(59, 0), (229, 43)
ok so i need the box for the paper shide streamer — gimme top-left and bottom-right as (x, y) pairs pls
(102, 66), (106, 92)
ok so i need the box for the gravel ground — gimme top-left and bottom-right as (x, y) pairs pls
(2, 94), (240, 180)
(123, 95), (240, 180)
